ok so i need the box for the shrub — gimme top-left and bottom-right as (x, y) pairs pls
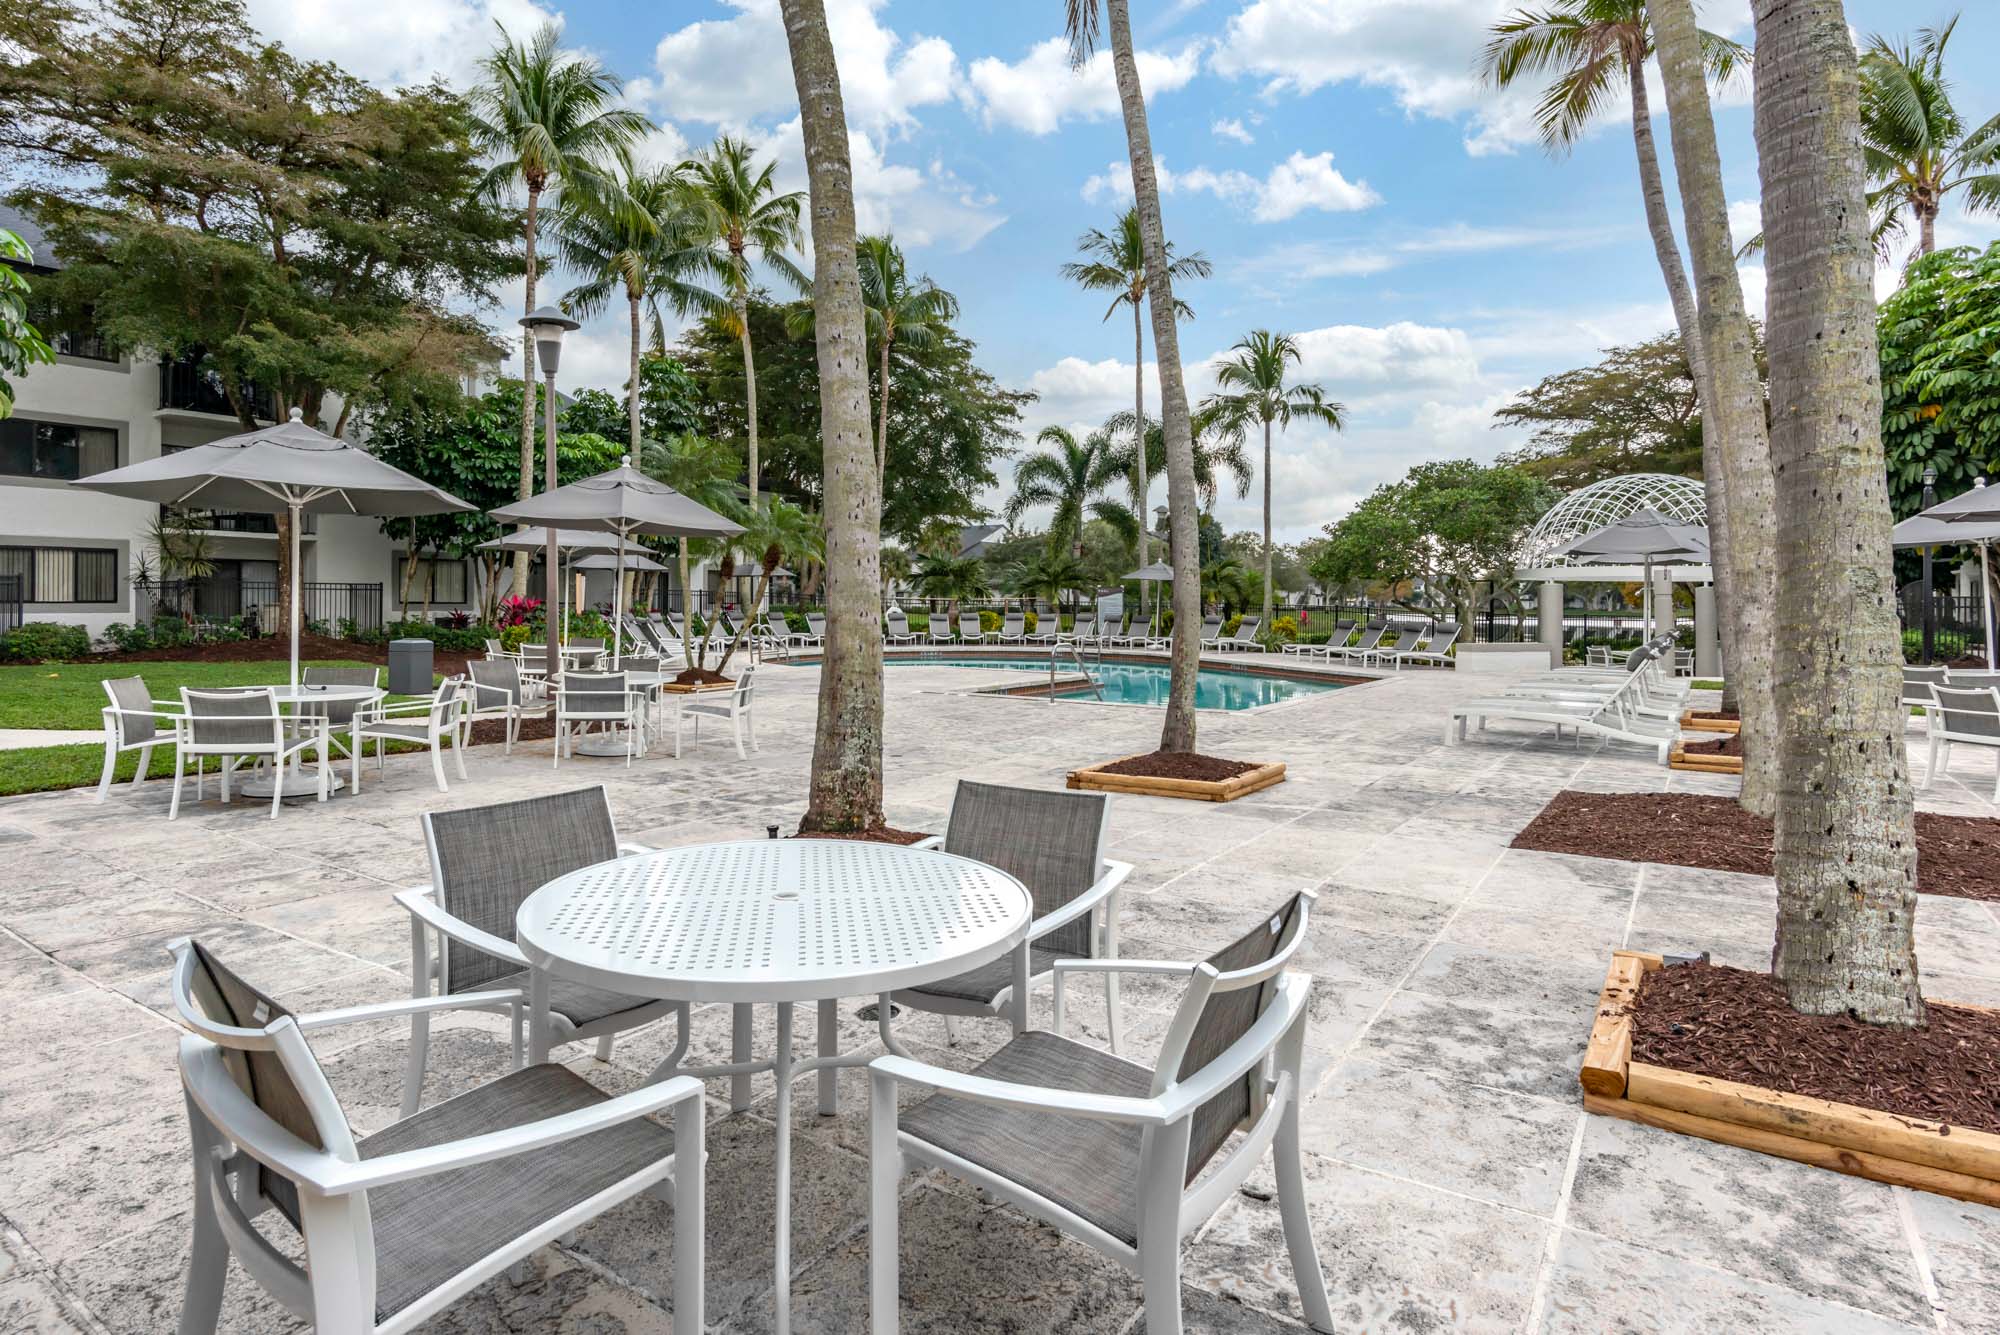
(0, 622), (91, 663)
(500, 623), (533, 651)
(979, 610), (1000, 633)
(100, 621), (154, 653)
(1024, 610), (1038, 633)
(1222, 614), (1242, 638)
(497, 595), (541, 629)
(443, 609), (473, 630)
(383, 619), (491, 652)
(1271, 615), (1300, 642)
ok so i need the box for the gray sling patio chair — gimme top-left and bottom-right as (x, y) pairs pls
(301, 666), (382, 761)
(171, 688), (330, 820)
(1212, 617), (1268, 653)
(1946, 669), (2000, 692)
(553, 670), (644, 767)
(464, 659), (546, 755)
(959, 612), (985, 643)
(1195, 614), (1225, 647)
(1025, 609), (1062, 644)
(1061, 611), (1097, 646)
(394, 787), (686, 1116)
(96, 675), (178, 801)
(1361, 622), (1428, 667)
(884, 609), (920, 644)
(1323, 619), (1387, 664)
(351, 679), (467, 795)
(1923, 684), (2000, 802)
(926, 612), (956, 645)
(1389, 621), (1460, 669)
(1903, 665), (1950, 722)
(867, 890), (1330, 1335)
(1282, 619), (1350, 657)
(996, 611), (1027, 643)
(168, 937), (703, 1335)
(881, 781), (1132, 1052)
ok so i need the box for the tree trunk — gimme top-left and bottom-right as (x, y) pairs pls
(514, 185), (541, 598)
(737, 284), (760, 507)
(876, 335), (892, 499)
(1753, 0), (1923, 1025)
(1132, 298), (1149, 622)
(628, 291), (643, 457)
(783, 0), (885, 833)
(1918, 203), (1936, 257)
(1105, 0), (1200, 753)
(1651, 0), (1782, 817)
(1629, 50), (1738, 715)
(1260, 415), (1274, 631)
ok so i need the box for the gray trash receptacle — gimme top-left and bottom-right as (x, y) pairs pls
(387, 638), (434, 697)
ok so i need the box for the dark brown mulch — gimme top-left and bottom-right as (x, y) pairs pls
(1682, 733), (1744, 757)
(1631, 961), (2000, 1134)
(673, 667), (735, 685)
(1688, 709), (1740, 722)
(1512, 791), (2000, 903)
(463, 715), (557, 747)
(1096, 751), (1263, 782)
(789, 826), (932, 845)
(1946, 656), (1990, 670)
(84, 632), (482, 677)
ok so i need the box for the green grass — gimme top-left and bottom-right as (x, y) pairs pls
(1692, 679), (1724, 691)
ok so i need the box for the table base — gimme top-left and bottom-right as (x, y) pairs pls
(234, 766), (345, 799)
(568, 733), (639, 758)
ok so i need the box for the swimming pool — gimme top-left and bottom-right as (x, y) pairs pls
(887, 656), (1349, 710)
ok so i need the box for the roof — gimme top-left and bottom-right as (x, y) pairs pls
(0, 202), (58, 270)
(958, 523), (1004, 558)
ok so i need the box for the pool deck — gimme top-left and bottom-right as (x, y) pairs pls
(2, 657), (1995, 1333)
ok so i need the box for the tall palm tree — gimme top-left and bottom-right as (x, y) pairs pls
(859, 235), (958, 494)
(1196, 331), (1345, 631)
(912, 551), (989, 627)
(469, 22), (650, 595)
(1859, 14), (2000, 261)
(679, 136), (808, 508)
(1004, 425), (1135, 558)
(1652, 0), (1780, 817)
(1751, 0), (1922, 1026)
(1060, 207), (1210, 586)
(1065, 0), (1205, 754)
(778, 0), (883, 839)
(1102, 410), (1254, 514)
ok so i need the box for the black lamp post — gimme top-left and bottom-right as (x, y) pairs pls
(519, 306), (580, 681)
(1921, 463), (1938, 664)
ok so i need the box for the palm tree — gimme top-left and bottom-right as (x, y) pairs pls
(879, 543), (913, 603)
(1751, 0), (1922, 1026)
(859, 235), (958, 494)
(1196, 331), (1345, 631)
(1064, 0), (1204, 754)
(679, 136), (808, 508)
(1060, 207), (1210, 581)
(912, 551), (989, 627)
(1003, 425), (1135, 558)
(469, 23), (650, 593)
(554, 163), (705, 458)
(640, 432), (742, 631)
(1017, 549), (1090, 625)
(1103, 410), (1254, 514)
(714, 499), (822, 673)
(1201, 554), (1255, 619)
(1859, 15), (2000, 261)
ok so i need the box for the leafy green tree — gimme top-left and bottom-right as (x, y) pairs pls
(0, 230), (53, 417)
(1197, 330), (1345, 628)
(640, 432), (747, 622)
(1310, 460), (1556, 626)
(1858, 15), (2000, 261)
(1880, 242), (2000, 521)
(1201, 554), (1257, 618)
(1014, 548), (1089, 619)
(822, 234), (960, 494)
(1004, 426), (1135, 558)
(912, 551), (988, 627)
(1102, 410), (1254, 514)
(713, 498), (822, 673)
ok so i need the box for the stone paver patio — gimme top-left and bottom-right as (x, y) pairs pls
(2, 658), (1997, 1333)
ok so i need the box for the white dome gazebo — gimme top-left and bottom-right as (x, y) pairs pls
(1516, 473), (1719, 674)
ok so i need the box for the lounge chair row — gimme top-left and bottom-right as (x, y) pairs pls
(1283, 618), (1460, 668)
(1444, 634), (1686, 762)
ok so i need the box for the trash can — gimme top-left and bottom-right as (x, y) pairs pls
(387, 637), (434, 696)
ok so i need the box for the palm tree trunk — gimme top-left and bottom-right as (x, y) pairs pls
(782, 0), (885, 834)
(1132, 298), (1150, 625)
(736, 283), (760, 506)
(1260, 416), (1274, 631)
(628, 291), (643, 456)
(1919, 204), (1936, 256)
(1752, 0), (1923, 1025)
(876, 335), (892, 498)
(1652, 0), (1781, 817)
(514, 185), (541, 597)
(1105, 0), (1201, 752)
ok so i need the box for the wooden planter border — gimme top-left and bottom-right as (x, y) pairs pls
(1668, 745), (1743, 774)
(1580, 950), (2000, 1207)
(1679, 710), (1742, 734)
(1066, 754), (1286, 803)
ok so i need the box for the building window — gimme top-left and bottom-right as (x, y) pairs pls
(0, 545), (119, 603)
(395, 556), (468, 604)
(0, 418), (118, 481)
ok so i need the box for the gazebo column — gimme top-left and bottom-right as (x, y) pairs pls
(1651, 570), (1675, 641)
(1695, 584), (1719, 677)
(1537, 580), (1565, 668)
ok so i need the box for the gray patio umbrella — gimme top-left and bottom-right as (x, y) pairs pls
(69, 408), (473, 688)
(489, 456), (742, 662)
(477, 527), (619, 629)
(1553, 508), (1711, 641)
(1123, 561), (1175, 634)
(1904, 481), (2000, 665)
(571, 551), (670, 573)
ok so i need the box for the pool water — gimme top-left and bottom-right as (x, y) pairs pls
(890, 656), (1346, 710)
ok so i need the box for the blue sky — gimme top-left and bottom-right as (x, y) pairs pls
(246, 0), (2000, 541)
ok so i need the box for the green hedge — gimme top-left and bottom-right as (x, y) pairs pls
(0, 623), (91, 663)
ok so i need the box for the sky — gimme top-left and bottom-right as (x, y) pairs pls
(245, 0), (2000, 543)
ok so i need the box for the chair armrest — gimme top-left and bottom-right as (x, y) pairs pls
(395, 888), (530, 969)
(313, 1073), (706, 1196)
(869, 1054), (1169, 1126)
(617, 841), (656, 857)
(1050, 958), (1195, 978)
(1028, 859), (1132, 940)
(909, 835), (944, 851)
(1151, 973), (1312, 1124)
(294, 989), (524, 1031)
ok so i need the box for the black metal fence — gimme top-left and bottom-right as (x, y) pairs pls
(0, 574), (21, 636)
(1898, 587), (1990, 663)
(158, 357), (276, 421)
(151, 579), (384, 634)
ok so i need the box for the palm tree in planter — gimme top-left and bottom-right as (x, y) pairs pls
(714, 498), (822, 674)
(1004, 425), (1135, 558)
(912, 551), (989, 631)
(1196, 330), (1345, 633)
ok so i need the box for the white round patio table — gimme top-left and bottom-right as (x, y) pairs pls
(234, 683), (382, 798)
(517, 838), (1031, 1335)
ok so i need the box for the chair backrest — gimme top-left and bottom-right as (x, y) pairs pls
(959, 613), (982, 638)
(1426, 623), (1461, 653)
(484, 638), (505, 658)
(886, 610), (910, 635)
(1072, 612), (1095, 633)
(1001, 612), (1023, 632)
(807, 612), (826, 634)
(1157, 890), (1313, 1183)
(733, 663), (757, 707)
(103, 675), (156, 745)
(1232, 618), (1262, 642)
(942, 781), (1109, 959)
(561, 671), (629, 719)
(662, 612), (685, 639)
(516, 644), (548, 667)
(1946, 669), (2000, 692)
(182, 688), (279, 750)
(422, 786), (621, 992)
(303, 666), (379, 725)
(1902, 665), (1950, 705)
(1932, 685), (2000, 743)
(929, 615), (953, 640)
(1352, 622), (1387, 650)
(569, 637), (604, 652)
(618, 655), (661, 675)
(1200, 615), (1222, 635)
(1383, 625), (1423, 653)
(467, 658), (524, 710)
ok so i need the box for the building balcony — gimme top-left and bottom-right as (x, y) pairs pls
(157, 357), (276, 422)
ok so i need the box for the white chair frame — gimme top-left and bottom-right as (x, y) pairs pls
(170, 688), (330, 820)
(669, 666), (758, 759)
(553, 672), (647, 767)
(463, 662), (548, 755)
(925, 614), (956, 646)
(867, 892), (1331, 1335)
(1922, 684), (2000, 801)
(96, 678), (180, 801)
(351, 680), (468, 795)
(167, 939), (704, 1335)
(883, 611), (920, 645)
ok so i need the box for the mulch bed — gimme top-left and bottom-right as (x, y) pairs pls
(1632, 961), (2000, 1135)
(1682, 733), (1744, 757)
(1096, 751), (1262, 782)
(79, 632), (482, 678)
(790, 826), (932, 845)
(1688, 710), (1740, 723)
(673, 667), (734, 685)
(1513, 791), (2000, 903)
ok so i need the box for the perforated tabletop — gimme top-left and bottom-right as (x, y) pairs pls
(516, 839), (1033, 1003)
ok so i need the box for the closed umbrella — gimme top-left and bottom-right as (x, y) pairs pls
(70, 408), (472, 688)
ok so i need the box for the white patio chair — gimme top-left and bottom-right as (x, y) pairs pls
(996, 611), (1027, 644)
(166, 937), (703, 1335)
(880, 781), (1132, 1052)
(669, 663), (758, 759)
(1194, 614), (1227, 648)
(554, 671), (645, 767)
(512, 644), (551, 698)
(352, 678), (468, 795)
(925, 613), (956, 646)
(1321, 619), (1385, 663)
(1923, 684), (2000, 801)
(464, 658), (547, 755)
(958, 612), (986, 644)
(171, 688), (330, 821)
(1060, 612), (1097, 646)
(883, 609), (920, 645)
(394, 786), (687, 1115)
(299, 666), (382, 762)
(1287, 619), (1353, 659)
(96, 674), (178, 801)
(867, 890), (1331, 1335)
(1367, 622), (1440, 669)
(1025, 609), (1062, 644)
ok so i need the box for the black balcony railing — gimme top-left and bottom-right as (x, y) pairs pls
(0, 574), (22, 636)
(151, 579), (383, 634)
(159, 357), (276, 421)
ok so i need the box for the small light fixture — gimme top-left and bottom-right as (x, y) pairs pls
(1922, 463), (1938, 488)
(518, 306), (580, 377)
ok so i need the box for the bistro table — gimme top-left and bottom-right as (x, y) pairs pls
(234, 682), (383, 798)
(517, 838), (1032, 1334)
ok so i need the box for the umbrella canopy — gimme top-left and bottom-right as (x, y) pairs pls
(1553, 508), (1710, 563)
(477, 527), (619, 553)
(71, 408), (471, 688)
(1905, 482), (2000, 665)
(1123, 561), (1176, 581)
(1922, 478), (2000, 524)
(572, 551), (670, 573)
(1890, 512), (2000, 547)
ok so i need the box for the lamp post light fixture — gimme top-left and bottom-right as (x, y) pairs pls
(1921, 463), (1939, 665)
(520, 306), (581, 681)
(1153, 504), (1170, 633)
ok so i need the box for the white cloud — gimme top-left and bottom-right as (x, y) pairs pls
(1081, 151), (1378, 220)
(1727, 199), (1763, 255)
(965, 38), (1202, 136)
(1211, 116), (1254, 145)
(742, 118), (1006, 253)
(244, 0), (557, 88)
(1397, 221), (1628, 254)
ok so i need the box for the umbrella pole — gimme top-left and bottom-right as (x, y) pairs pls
(614, 527), (627, 664)
(1984, 541), (1997, 667)
(289, 499), (303, 691)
